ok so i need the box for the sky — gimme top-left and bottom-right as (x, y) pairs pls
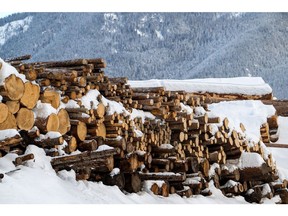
(0, 12), (14, 19)
(0, 0), (288, 13)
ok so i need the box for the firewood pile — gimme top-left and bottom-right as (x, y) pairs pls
(0, 55), (287, 204)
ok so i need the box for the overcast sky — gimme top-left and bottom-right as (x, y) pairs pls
(0, 12), (14, 19)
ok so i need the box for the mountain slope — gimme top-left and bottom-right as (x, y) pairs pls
(0, 12), (288, 98)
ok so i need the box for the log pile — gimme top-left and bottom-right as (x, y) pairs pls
(0, 56), (287, 204)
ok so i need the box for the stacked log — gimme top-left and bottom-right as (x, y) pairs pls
(0, 56), (285, 203)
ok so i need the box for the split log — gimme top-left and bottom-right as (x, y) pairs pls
(20, 82), (40, 109)
(0, 112), (17, 130)
(5, 101), (20, 114)
(34, 113), (59, 133)
(0, 103), (9, 124)
(13, 153), (34, 166)
(63, 135), (77, 154)
(57, 109), (71, 135)
(176, 187), (193, 198)
(1, 74), (25, 100)
(16, 108), (35, 130)
(40, 89), (61, 109)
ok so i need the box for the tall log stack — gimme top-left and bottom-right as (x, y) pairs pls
(0, 55), (287, 203)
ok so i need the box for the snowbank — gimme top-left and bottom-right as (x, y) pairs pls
(128, 77), (272, 96)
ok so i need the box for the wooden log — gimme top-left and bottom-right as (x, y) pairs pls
(63, 135), (77, 154)
(124, 172), (142, 193)
(139, 172), (186, 182)
(117, 153), (139, 173)
(34, 136), (64, 148)
(176, 187), (193, 198)
(57, 108), (71, 135)
(40, 89), (61, 109)
(29, 58), (88, 68)
(244, 187), (262, 203)
(1, 74), (25, 100)
(20, 82), (40, 109)
(13, 153), (34, 166)
(51, 148), (119, 170)
(5, 101), (20, 114)
(102, 172), (125, 190)
(70, 120), (87, 141)
(78, 139), (97, 152)
(35, 113), (59, 133)
(5, 54), (31, 62)
(0, 134), (22, 149)
(150, 182), (159, 195)
(16, 108), (35, 130)
(0, 112), (17, 130)
(0, 103), (9, 124)
(104, 138), (126, 151)
(239, 163), (272, 182)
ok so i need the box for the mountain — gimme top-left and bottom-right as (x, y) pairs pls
(0, 12), (288, 99)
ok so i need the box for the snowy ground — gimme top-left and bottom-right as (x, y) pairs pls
(1, 100), (287, 206)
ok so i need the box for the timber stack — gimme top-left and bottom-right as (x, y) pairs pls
(0, 55), (287, 204)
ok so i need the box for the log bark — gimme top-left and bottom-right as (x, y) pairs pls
(123, 172), (142, 193)
(34, 136), (64, 148)
(78, 139), (97, 152)
(139, 172), (186, 182)
(20, 82), (40, 109)
(102, 172), (125, 190)
(13, 153), (34, 166)
(51, 148), (119, 171)
(16, 108), (35, 130)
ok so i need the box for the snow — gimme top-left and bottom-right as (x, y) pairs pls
(128, 77), (272, 96)
(36, 131), (62, 140)
(155, 30), (164, 40)
(110, 168), (120, 177)
(0, 16), (32, 46)
(130, 108), (155, 123)
(80, 89), (100, 110)
(0, 58), (27, 85)
(159, 144), (174, 149)
(33, 100), (57, 118)
(180, 103), (193, 114)
(0, 129), (19, 140)
(96, 144), (114, 152)
(209, 100), (275, 138)
(238, 152), (265, 169)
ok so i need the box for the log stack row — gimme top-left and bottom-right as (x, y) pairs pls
(1, 55), (287, 203)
